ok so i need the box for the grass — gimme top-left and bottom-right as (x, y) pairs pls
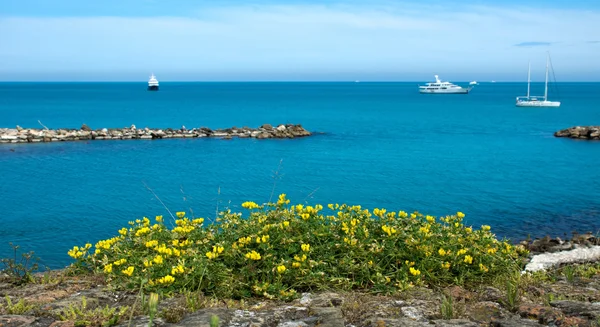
(58, 296), (129, 327)
(67, 194), (528, 300)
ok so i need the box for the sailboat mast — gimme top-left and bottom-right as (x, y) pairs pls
(527, 61), (531, 98)
(544, 53), (549, 101)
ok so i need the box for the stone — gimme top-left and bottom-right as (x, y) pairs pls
(80, 124), (91, 131)
(467, 301), (507, 324)
(310, 292), (343, 307)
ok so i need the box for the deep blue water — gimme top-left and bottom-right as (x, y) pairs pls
(1, 82), (599, 268)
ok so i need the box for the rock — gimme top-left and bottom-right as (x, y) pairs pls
(466, 301), (507, 324)
(311, 307), (344, 327)
(550, 300), (600, 319)
(16, 125), (23, 131)
(401, 306), (425, 321)
(518, 303), (562, 324)
(433, 319), (479, 327)
(555, 126), (600, 140)
(490, 318), (546, 326)
(276, 125), (287, 132)
(480, 286), (503, 302)
(80, 124), (91, 131)
(309, 292), (343, 307)
(261, 124), (273, 130)
(446, 286), (472, 301)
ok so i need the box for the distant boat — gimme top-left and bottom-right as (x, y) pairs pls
(148, 74), (159, 91)
(516, 52), (560, 107)
(469, 81), (478, 85)
(419, 75), (474, 94)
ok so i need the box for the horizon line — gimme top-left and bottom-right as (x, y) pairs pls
(1, 80), (599, 83)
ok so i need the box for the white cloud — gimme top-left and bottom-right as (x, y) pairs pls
(0, 3), (599, 80)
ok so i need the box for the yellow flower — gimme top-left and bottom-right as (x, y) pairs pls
(104, 264), (113, 273)
(157, 275), (175, 284)
(118, 228), (128, 236)
(283, 221), (290, 228)
(292, 262), (301, 268)
(487, 248), (497, 254)
(457, 249), (467, 256)
(405, 260), (415, 267)
(300, 213), (310, 220)
(261, 235), (269, 243)
(398, 211), (408, 218)
(176, 212), (186, 218)
(245, 250), (262, 260)
(113, 258), (126, 266)
(155, 215), (163, 222)
(465, 227), (473, 233)
(153, 255), (164, 265)
(276, 265), (286, 274)
(145, 240), (159, 248)
(301, 243), (310, 252)
(457, 212), (465, 218)
(206, 252), (217, 259)
(242, 201), (260, 209)
(382, 225), (397, 236)
(464, 255), (473, 264)
(409, 267), (421, 276)
(67, 246), (85, 259)
(171, 265), (185, 275)
(192, 218), (204, 225)
(481, 225), (491, 231)
(135, 227), (151, 237)
(277, 194), (290, 206)
(479, 263), (489, 272)
(121, 266), (134, 276)
(441, 262), (451, 269)
(438, 248), (447, 256)
(426, 215), (435, 223)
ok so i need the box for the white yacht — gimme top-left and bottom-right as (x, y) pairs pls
(419, 75), (474, 94)
(516, 53), (560, 107)
(148, 74), (159, 91)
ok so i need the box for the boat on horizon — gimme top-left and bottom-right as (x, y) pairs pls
(148, 74), (159, 91)
(419, 75), (474, 94)
(516, 52), (560, 107)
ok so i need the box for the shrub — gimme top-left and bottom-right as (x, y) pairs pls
(68, 194), (528, 299)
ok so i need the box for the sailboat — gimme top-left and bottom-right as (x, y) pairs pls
(516, 53), (560, 107)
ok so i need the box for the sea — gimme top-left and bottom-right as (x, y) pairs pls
(0, 82), (599, 269)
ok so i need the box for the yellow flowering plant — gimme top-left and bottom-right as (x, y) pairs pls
(68, 194), (527, 299)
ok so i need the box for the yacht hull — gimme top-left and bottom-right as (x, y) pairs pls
(419, 88), (470, 94)
(516, 101), (560, 107)
(148, 85), (159, 91)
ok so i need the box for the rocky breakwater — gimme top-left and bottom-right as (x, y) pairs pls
(554, 126), (600, 140)
(0, 124), (311, 144)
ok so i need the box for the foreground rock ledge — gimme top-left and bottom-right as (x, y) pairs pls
(0, 124), (312, 144)
(554, 126), (600, 140)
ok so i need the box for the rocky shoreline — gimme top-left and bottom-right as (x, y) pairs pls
(554, 126), (600, 140)
(0, 124), (312, 144)
(2, 233), (600, 327)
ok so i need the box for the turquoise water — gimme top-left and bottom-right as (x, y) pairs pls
(1, 82), (599, 268)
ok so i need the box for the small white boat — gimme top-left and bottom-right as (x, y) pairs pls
(419, 75), (474, 94)
(516, 53), (560, 107)
(148, 74), (159, 91)
(469, 81), (478, 85)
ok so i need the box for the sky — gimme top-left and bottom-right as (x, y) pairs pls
(1, 0), (600, 81)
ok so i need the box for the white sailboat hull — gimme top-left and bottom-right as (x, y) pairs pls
(516, 100), (561, 107)
(419, 87), (472, 94)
